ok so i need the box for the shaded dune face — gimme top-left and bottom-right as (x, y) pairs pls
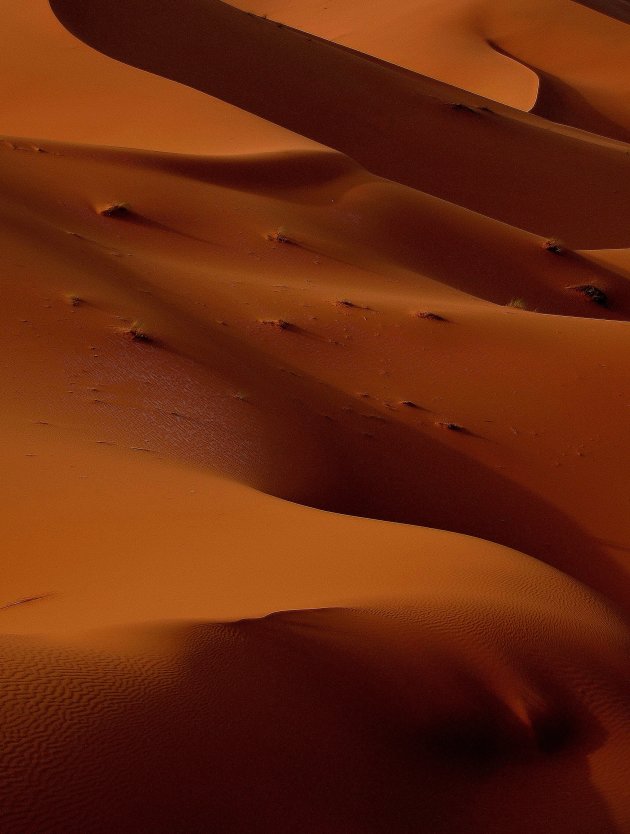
(229, 0), (630, 144)
(573, 0), (630, 22)
(2, 584), (629, 833)
(49, 0), (630, 248)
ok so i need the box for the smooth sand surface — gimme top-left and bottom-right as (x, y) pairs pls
(1, 0), (629, 831)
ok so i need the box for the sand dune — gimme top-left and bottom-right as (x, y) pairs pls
(0, 1), (315, 154)
(50, 0), (630, 247)
(1, 0), (629, 830)
(233, 0), (630, 140)
(3, 583), (629, 832)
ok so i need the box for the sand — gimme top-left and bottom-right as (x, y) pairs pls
(1, 0), (629, 831)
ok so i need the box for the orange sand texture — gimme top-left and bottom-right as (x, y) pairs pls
(2, 1), (630, 831)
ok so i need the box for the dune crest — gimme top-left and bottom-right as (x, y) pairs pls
(49, 0), (630, 247)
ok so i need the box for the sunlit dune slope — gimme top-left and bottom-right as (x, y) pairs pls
(230, 0), (541, 110)
(0, 1), (317, 154)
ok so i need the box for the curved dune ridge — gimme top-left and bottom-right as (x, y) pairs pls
(1, 0), (629, 831)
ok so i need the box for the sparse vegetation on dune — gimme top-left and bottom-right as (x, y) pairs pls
(99, 201), (131, 218)
(416, 311), (448, 321)
(506, 297), (528, 309)
(570, 284), (608, 306)
(260, 318), (293, 330)
(266, 226), (295, 244)
(128, 322), (153, 342)
(451, 102), (479, 114)
(544, 239), (565, 255)
(437, 421), (466, 432)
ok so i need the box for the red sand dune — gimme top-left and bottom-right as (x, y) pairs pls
(1, 0), (629, 831)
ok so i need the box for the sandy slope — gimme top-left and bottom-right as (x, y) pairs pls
(2, 135), (630, 611)
(3, 569), (629, 832)
(49, 0), (630, 248)
(231, 0), (542, 109)
(1, 0), (629, 831)
(232, 0), (630, 140)
(0, 1), (316, 154)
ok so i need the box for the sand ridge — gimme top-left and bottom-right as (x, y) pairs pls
(49, 0), (630, 247)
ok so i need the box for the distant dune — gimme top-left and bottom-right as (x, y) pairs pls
(1, 0), (629, 831)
